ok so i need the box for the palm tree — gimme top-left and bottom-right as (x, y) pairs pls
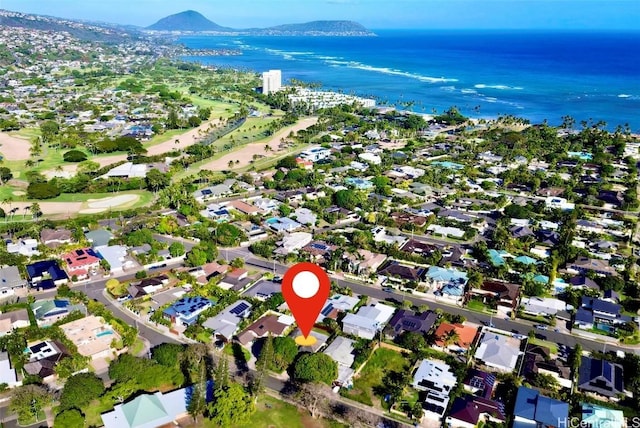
(23, 205), (30, 220)
(30, 203), (40, 221)
(227, 160), (234, 169)
(442, 329), (460, 350)
(1, 197), (12, 222)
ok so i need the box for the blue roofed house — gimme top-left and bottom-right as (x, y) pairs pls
(26, 260), (69, 290)
(428, 266), (468, 302)
(581, 403), (625, 428)
(163, 296), (214, 327)
(513, 386), (568, 428)
(578, 356), (625, 398)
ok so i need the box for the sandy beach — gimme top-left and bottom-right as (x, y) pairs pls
(199, 117), (318, 171)
(0, 132), (31, 160)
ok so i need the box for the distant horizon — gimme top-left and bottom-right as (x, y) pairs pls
(2, 0), (640, 31)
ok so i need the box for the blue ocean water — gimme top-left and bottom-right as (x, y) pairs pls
(180, 30), (640, 131)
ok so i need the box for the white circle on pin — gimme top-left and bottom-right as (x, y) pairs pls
(292, 271), (320, 298)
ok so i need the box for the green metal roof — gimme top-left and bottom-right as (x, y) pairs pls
(121, 394), (168, 427)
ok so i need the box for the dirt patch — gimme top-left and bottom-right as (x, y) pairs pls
(12, 191), (26, 196)
(199, 117), (318, 172)
(43, 164), (78, 179)
(0, 132), (31, 160)
(86, 194), (139, 209)
(10, 201), (83, 216)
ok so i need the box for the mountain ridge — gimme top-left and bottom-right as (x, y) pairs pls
(146, 10), (375, 36)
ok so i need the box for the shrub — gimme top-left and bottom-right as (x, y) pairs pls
(63, 150), (87, 162)
(27, 182), (61, 199)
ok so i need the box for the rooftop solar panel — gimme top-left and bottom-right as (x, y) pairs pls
(230, 302), (249, 315)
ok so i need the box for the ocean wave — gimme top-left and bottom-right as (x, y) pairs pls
(618, 94), (632, 98)
(347, 63), (458, 83)
(461, 88), (478, 94)
(441, 86), (457, 92)
(474, 84), (523, 90)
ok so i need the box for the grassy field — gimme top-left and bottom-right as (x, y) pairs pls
(9, 127), (41, 139)
(344, 348), (410, 407)
(528, 336), (559, 354)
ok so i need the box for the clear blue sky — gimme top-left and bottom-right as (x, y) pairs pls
(3, 0), (639, 30)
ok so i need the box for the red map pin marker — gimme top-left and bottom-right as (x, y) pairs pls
(282, 262), (331, 346)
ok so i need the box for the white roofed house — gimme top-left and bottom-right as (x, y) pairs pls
(412, 359), (458, 419)
(202, 300), (252, 342)
(341, 303), (396, 340)
(474, 329), (524, 373)
(323, 336), (357, 387)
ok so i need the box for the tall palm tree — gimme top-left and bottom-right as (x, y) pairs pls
(30, 203), (40, 221)
(1, 197), (12, 223)
(442, 329), (460, 350)
(23, 205), (30, 220)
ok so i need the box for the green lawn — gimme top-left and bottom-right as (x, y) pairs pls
(83, 397), (117, 427)
(224, 343), (252, 365)
(528, 337), (559, 354)
(344, 348), (410, 407)
(9, 127), (40, 139)
(466, 299), (491, 313)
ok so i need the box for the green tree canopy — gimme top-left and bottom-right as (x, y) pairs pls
(9, 385), (53, 424)
(63, 150), (88, 162)
(169, 242), (185, 258)
(59, 372), (105, 410)
(151, 343), (185, 367)
(271, 336), (298, 372)
(54, 409), (85, 428)
(207, 383), (255, 427)
(333, 189), (364, 210)
(292, 353), (338, 385)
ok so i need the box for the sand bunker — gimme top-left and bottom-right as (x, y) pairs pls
(0, 132), (31, 161)
(86, 194), (139, 209)
(10, 201), (83, 216)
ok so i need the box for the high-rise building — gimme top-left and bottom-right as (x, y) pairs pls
(262, 69), (282, 94)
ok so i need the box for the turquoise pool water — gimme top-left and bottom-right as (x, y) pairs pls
(97, 330), (113, 337)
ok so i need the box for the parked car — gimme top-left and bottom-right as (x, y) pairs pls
(535, 324), (548, 330)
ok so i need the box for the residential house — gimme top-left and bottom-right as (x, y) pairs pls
(0, 351), (19, 387)
(400, 239), (438, 257)
(428, 266), (468, 300)
(445, 396), (506, 428)
(512, 386), (569, 428)
(301, 241), (337, 264)
(317, 294), (359, 322)
(412, 359), (457, 419)
(384, 310), (437, 338)
(267, 217), (302, 233)
(473, 330), (523, 372)
(6, 238), (40, 257)
(598, 190), (624, 207)
(342, 303), (396, 340)
(569, 275), (600, 291)
(275, 232), (313, 255)
(291, 328), (329, 353)
(391, 211), (428, 228)
(433, 323), (478, 352)
(23, 340), (70, 380)
(193, 183), (233, 202)
(0, 265), (27, 291)
(578, 357), (624, 398)
(203, 300), (252, 342)
(199, 203), (231, 222)
(342, 249), (387, 276)
(62, 247), (101, 279)
(243, 279), (281, 301)
(463, 369), (496, 399)
(59, 315), (121, 360)
(467, 280), (520, 311)
(96, 245), (135, 274)
(427, 224), (465, 238)
(521, 343), (572, 389)
(84, 229), (113, 247)
(569, 256), (618, 277)
(228, 200), (261, 215)
(237, 313), (294, 346)
(293, 207), (317, 225)
(163, 296), (214, 326)
(574, 297), (631, 333)
(101, 386), (210, 428)
(218, 268), (252, 291)
(521, 297), (567, 317)
(323, 336), (356, 387)
(545, 197), (575, 211)
(0, 309), (30, 336)
(127, 275), (169, 298)
(235, 221), (268, 241)
(31, 299), (85, 326)
(510, 225), (535, 239)
(40, 228), (73, 248)
(581, 403), (625, 428)
(253, 198), (280, 214)
(378, 261), (425, 284)
(26, 260), (69, 290)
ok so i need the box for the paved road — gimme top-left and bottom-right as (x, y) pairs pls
(223, 247), (635, 356)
